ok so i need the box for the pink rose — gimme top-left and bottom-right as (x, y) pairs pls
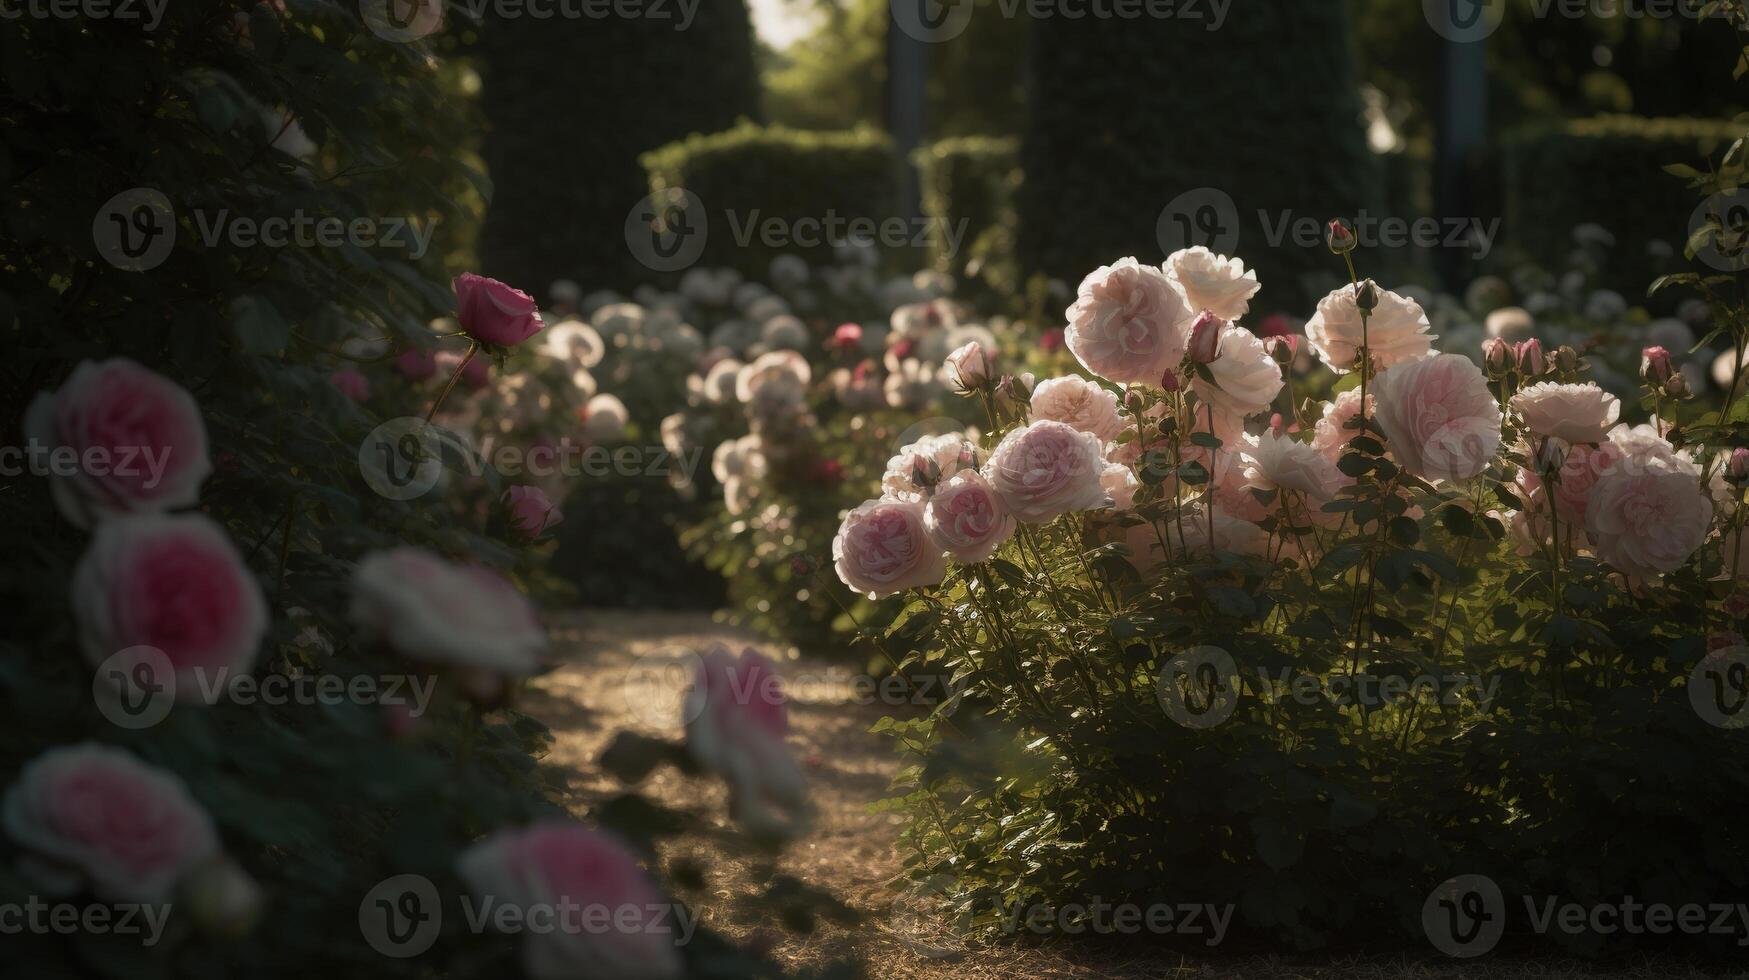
(944, 341), (996, 392)
(1164, 246), (1260, 321)
(683, 646), (808, 839)
(1311, 389), (1375, 463)
(1100, 462), (1141, 511)
(350, 548), (547, 676)
(395, 348), (438, 381)
(1185, 311), (1225, 364)
(1191, 324), (1283, 419)
(1511, 382), (1620, 445)
(880, 433), (969, 503)
(1585, 465), (1713, 580)
(983, 420), (1110, 523)
(1029, 376), (1123, 443)
(1370, 353), (1502, 482)
(329, 368), (370, 403)
(924, 471), (1017, 563)
(2, 744), (219, 902)
(457, 821), (682, 980)
(1065, 257), (1192, 385)
(23, 358), (212, 528)
(1521, 441), (1624, 529)
(454, 272), (544, 348)
(832, 499), (948, 598)
(1305, 282), (1437, 374)
(503, 485), (562, 538)
(72, 514), (268, 699)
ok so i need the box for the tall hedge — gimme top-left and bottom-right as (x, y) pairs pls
(1503, 115), (1742, 293)
(642, 123), (906, 277)
(914, 136), (1020, 281)
(473, 2), (761, 294)
(1016, 2), (1379, 315)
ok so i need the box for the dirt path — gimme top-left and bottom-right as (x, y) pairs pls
(521, 610), (1736, 980)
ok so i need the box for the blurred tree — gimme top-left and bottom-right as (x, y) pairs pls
(472, 2), (762, 295)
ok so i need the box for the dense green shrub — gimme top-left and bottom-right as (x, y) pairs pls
(1015, 1), (1379, 315)
(914, 137), (1020, 281)
(642, 123), (907, 278)
(473, 0), (761, 293)
(1503, 115), (1742, 293)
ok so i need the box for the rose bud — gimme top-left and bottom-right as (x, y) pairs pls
(1553, 345), (1580, 376)
(829, 322), (863, 351)
(1663, 370), (1691, 398)
(1186, 311), (1226, 364)
(1514, 338), (1546, 377)
(502, 485), (562, 540)
(993, 373), (1034, 415)
(1160, 367), (1182, 392)
(1262, 334), (1298, 367)
(1326, 219), (1357, 255)
(1728, 447), (1749, 484)
(1641, 345), (1675, 386)
(1039, 327), (1066, 352)
(956, 442), (978, 470)
(945, 341), (996, 393)
(1481, 336), (1512, 378)
(909, 453), (942, 493)
(453, 273), (544, 349)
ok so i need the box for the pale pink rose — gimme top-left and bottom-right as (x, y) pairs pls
(1029, 376), (1123, 443)
(1305, 282), (1437, 374)
(1311, 389), (1376, 463)
(504, 485), (562, 538)
(683, 646), (808, 839)
(454, 272), (544, 348)
(1065, 257), (1192, 385)
(1100, 462), (1141, 512)
(395, 348), (438, 381)
(880, 432), (969, 502)
(700, 358), (744, 404)
(1521, 441), (1625, 528)
(1192, 325), (1284, 419)
(983, 420), (1110, 523)
(1607, 422), (1696, 474)
(1240, 429), (1341, 504)
(1511, 382), (1620, 445)
(457, 821), (682, 980)
(328, 368), (370, 403)
(1370, 353), (1501, 482)
(1585, 466), (1713, 580)
(580, 393), (629, 444)
(2, 744), (219, 902)
(1165, 505), (1272, 558)
(712, 434), (768, 485)
(1164, 246), (1260, 321)
(833, 499), (948, 598)
(23, 358), (212, 528)
(350, 547), (547, 676)
(944, 341), (996, 392)
(924, 471), (1016, 563)
(543, 319), (606, 369)
(72, 514), (267, 699)
(735, 350), (812, 403)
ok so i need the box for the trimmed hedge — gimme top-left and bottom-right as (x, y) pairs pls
(1016, 2), (1379, 315)
(642, 123), (906, 277)
(473, 1), (761, 294)
(914, 136), (1020, 280)
(1503, 115), (1742, 294)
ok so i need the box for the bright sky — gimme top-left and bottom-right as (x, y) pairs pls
(748, 0), (821, 50)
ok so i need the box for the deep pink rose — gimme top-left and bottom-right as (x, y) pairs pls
(2, 743), (220, 902)
(23, 358), (212, 528)
(72, 514), (268, 700)
(454, 272), (544, 348)
(457, 821), (682, 980)
(329, 368), (370, 403)
(503, 485), (562, 538)
(684, 645), (808, 838)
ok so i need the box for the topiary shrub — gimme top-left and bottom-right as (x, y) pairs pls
(472, 0), (761, 294)
(1503, 115), (1742, 294)
(914, 136), (1020, 282)
(1015, 2), (1379, 315)
(641, 123), (908, 279)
